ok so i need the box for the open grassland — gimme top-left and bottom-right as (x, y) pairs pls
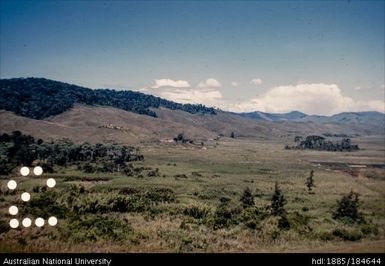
(0, 136), (384, 252)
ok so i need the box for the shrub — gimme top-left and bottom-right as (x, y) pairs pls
(143, 187), (176, 203)
(213, 204), (242, 229)
(241, 207), (267, 230)
(360, 224), (378, 235)
(0, 219), (10, 234)
(20, 190), (68, 218)
(67, 214), (134, 243)
(183, 203), (212, 220)
(287, 211), (313, 234)
(278, 215), (290, 230)
(271, 182), (287, 216)
(305, 170), (315, 192)
(240, 187), (254, 208)
(317, 231), (335, 241)
(333, 190), (364, 223)
(332, 228), (362, 241)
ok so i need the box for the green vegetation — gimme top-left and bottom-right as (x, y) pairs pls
(305, 170), (315, 192)
(271, 182), (287, 216)
(0, 77), (216, 119)
(0, 131), (143, 175)
(333, 190), (364, 223)
(285, 135), (359, 151)
(240, 187), (254, 208)
(0, 134), (383, 252)
(173, 133), (193, 144)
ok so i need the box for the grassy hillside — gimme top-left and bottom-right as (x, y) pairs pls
(0, 105), (383, 146)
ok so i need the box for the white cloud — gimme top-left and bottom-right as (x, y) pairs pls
(229, 83), (385, 115)
(158, 87), (223, 106)
(198, 78), (221, 88)
(231, 82), (239, 87)
(137, 78), (223, 108)
(251, 78), (263, 86)
(151, 79), (190, 89)
(137, 80), (384, 115)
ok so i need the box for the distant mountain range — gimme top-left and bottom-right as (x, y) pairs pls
(0, 78), (385, 131)
(236, 110), (385, 126)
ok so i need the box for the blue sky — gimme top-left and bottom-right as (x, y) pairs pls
(1, 0), (384, 115)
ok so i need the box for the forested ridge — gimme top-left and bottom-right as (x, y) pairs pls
(0, 77), (217, 119)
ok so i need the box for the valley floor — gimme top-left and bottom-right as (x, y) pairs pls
(0, 136), (384, 252)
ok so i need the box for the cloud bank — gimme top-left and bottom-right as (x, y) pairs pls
(231, 83), (384, 115)
(151, 79), (190, 89)
(137, 79), (384, 115)
(251, 78), (263, 86)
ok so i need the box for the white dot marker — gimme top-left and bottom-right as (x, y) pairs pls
(33, 166), (43, 176)
(21, 192), (31, 202)
(48, 216), (57, 226)
(20, 167), (30, 176)
(35, 217), (44, 227)
(46, 178), (56, 188)
(22, 218), (32, 227)
(10, 219), (19, 228)
(7, 180), (17, 190)
(9, 206), (18, 215)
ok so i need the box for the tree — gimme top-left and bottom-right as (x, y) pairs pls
(294, 136), (302, 143)
(305, 170), (315, 192)
(230, 131), (235, 139)
(333, 190), (363, 222)
(271, 182), (286, 216)
(240, 187), (254, 208)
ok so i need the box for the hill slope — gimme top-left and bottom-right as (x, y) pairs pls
(0, 77), (383, 143)
(0, 104), (383, 145)
(0, 77), (216, 119)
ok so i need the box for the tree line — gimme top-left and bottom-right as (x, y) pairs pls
(285, 135), (359, 151)
(0, 131), (143, 175)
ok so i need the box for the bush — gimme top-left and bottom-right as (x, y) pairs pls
(183, 203), (212, 221)
(317, 231), (335, 241)
(305, 170), (315, 192)
(271, 182), (287, 216)
(0, 219), (10, 234)
(241, 207), (267, 230)
(213, 204), (242, 229)
(67, 214), (134, 243)
(333, 190), (364, 223)
(287, 211), (312, 234)
(240, 187), (254, 208)
(20, 190), (68, 218)
(332, 228), (362, 241)
(72, 187), (176, 215)
(278, 215), (290, 230)
(360, 224), (378, 235)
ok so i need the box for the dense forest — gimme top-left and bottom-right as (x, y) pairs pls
(0, 131), (144, 175)
(0, 78), (217, 119)
(285, 135), (359, 152)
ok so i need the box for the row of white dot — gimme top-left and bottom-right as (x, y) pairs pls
(9, 217), (57, 228)
(7, 178), (56, 190)
(20, 166), (43, 176)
